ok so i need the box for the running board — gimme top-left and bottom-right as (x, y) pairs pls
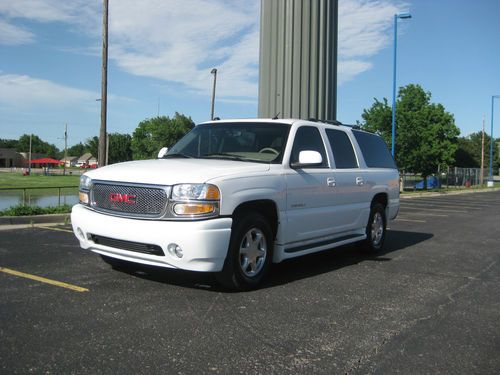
(284, 234), (366, 253)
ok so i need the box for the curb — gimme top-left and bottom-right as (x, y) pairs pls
(400, 187), (500, 199)
(0, 213), (70, 226)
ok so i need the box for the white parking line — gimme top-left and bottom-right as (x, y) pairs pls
(401, 203), (481, 211)
(398, 212), (448, 217)
(407, 199), (491, 208)
(400, 206), (469, 213)
(395, 218), (426, 223)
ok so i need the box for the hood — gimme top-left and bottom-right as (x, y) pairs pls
(83, 159), (270, 185)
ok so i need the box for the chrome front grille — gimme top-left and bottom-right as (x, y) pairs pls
(90, 181), (169, 218)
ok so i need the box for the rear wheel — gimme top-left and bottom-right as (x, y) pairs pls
(216, 212), (273, 291)
(361, 203), (386, 253)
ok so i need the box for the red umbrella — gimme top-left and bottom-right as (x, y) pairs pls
(30, 158), (64, 165)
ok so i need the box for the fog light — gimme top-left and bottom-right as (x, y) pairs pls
(167, 243), (183, 258)
(76, 227), (85, 240)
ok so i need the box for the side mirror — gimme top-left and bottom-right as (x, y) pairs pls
(291, 150), (323, 168)
(157, 147), (169, 159)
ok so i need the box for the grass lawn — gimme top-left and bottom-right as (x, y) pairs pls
(401, 182), (500, 195)
(0, 172), (80, 189)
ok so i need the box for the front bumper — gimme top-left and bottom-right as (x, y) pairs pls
(71, 204), (232, 272)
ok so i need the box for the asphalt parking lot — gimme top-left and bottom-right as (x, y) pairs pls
(1, 191), (499, 374)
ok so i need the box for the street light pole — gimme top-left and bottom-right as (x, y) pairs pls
(489, 95), (500, 181)
(99, 0), (109, 167)
(391, 12), (411, 157)
(210, 68), (217, 120)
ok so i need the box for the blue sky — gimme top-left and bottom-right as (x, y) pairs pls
(0, 0), (499, 151)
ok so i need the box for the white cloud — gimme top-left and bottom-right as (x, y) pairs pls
(107, 0), (260, 98)
(0, 74), (98, 107)
(0, 19), (35, 45)
(0, 0), (98, 24)
(0, 0), (408, 98)
(338, 0), (409, 83)
(0, 74), (135, 109)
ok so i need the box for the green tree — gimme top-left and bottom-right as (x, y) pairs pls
(67, 142), (86, 158)
(84, 136), (99, 158)
(17, 134), (59, 157)
(0, 139), (19, 149)
(454, 137), (479, 168)
(131, 113), (195, 160)
(361, 84), (460, 187)
(108, 133), (133, 164)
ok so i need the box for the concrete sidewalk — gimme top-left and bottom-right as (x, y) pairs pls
(0, 213), (70, 230)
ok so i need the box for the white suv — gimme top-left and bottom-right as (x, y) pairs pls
(72, 119), (399, 290)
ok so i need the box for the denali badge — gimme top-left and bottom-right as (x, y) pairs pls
(109, 193), (137, 204)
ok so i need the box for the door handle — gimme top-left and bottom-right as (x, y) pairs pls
(355, 177), (365, 186)
(326, 177), (336, 187)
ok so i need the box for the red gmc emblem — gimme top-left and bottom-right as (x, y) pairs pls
(109, 193), (137, 204)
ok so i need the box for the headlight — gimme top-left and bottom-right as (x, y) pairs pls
(170, 184), (220, 218)
(171, 184), (220, 201)
(79, 175), (92, 205)
(79, 175), (92, 190)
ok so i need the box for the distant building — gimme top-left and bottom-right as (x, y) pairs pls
(76, 153), (98, 167)
(0, 148), (22, 168)
(19, 152), (47, 164)
(60, 156), (78, 167)
(0, 149), (48, 168)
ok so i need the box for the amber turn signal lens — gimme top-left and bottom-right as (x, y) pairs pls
(79, 191), (89, 204)
(173, 203), (215, 215)
(205, 185), (220, 200)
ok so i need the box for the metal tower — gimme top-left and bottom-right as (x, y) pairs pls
(258, 0), (338, 121)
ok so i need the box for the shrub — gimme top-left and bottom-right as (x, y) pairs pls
(0, 204), (72, 216)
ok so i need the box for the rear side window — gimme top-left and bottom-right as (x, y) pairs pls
(290, 126), (328, 167)
(352, 130), (397, 169)
(326, 129), (358, 169)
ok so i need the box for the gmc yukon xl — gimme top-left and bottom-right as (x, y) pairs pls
(72, 119), (399, 290)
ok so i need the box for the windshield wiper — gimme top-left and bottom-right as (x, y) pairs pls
(204, 153), (247, 161)
(163, 153), (194, 159)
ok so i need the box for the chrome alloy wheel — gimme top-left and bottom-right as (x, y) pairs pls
(371, 212), (384, 247)
(239, 227), (267, 277)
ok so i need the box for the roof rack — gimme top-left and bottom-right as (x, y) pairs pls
(306, 118), (361, 130)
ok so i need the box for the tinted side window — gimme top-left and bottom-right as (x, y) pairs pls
(326, 129), (358, 169)
(352, 130), (397, 168)
(290, 126), (328, 167)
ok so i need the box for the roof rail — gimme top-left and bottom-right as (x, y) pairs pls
(306, 118), (361, 129)
(324, 120), (342, 126)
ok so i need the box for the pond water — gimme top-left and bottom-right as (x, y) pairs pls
(0, 190), (79, 211)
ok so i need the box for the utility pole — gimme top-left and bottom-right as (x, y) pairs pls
(28, 134), (32, 175)
(64, 124), (68, 176)
(106, 133), (109, 165)
(98, 0), (109, 168)
(210, 68), (217, 120)
(481, 115), (485, 185)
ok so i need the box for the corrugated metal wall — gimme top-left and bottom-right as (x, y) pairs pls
(258, 0), (338, 121)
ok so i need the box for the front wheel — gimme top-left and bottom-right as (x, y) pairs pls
(216, 212), (273, 291)
(361, 203), (387, 253)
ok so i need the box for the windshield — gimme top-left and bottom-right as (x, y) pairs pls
(164, 122), (290, 163)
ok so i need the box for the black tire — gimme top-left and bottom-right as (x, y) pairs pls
(361, 203), (387, 253)
(216, 212), (273, 291)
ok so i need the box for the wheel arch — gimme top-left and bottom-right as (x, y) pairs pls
(232, 200), (279, 239)
(371, 192), (388, 209)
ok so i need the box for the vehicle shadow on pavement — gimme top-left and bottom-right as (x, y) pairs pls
(261, 229), (433, 289)
(104, 229), (433, 292)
